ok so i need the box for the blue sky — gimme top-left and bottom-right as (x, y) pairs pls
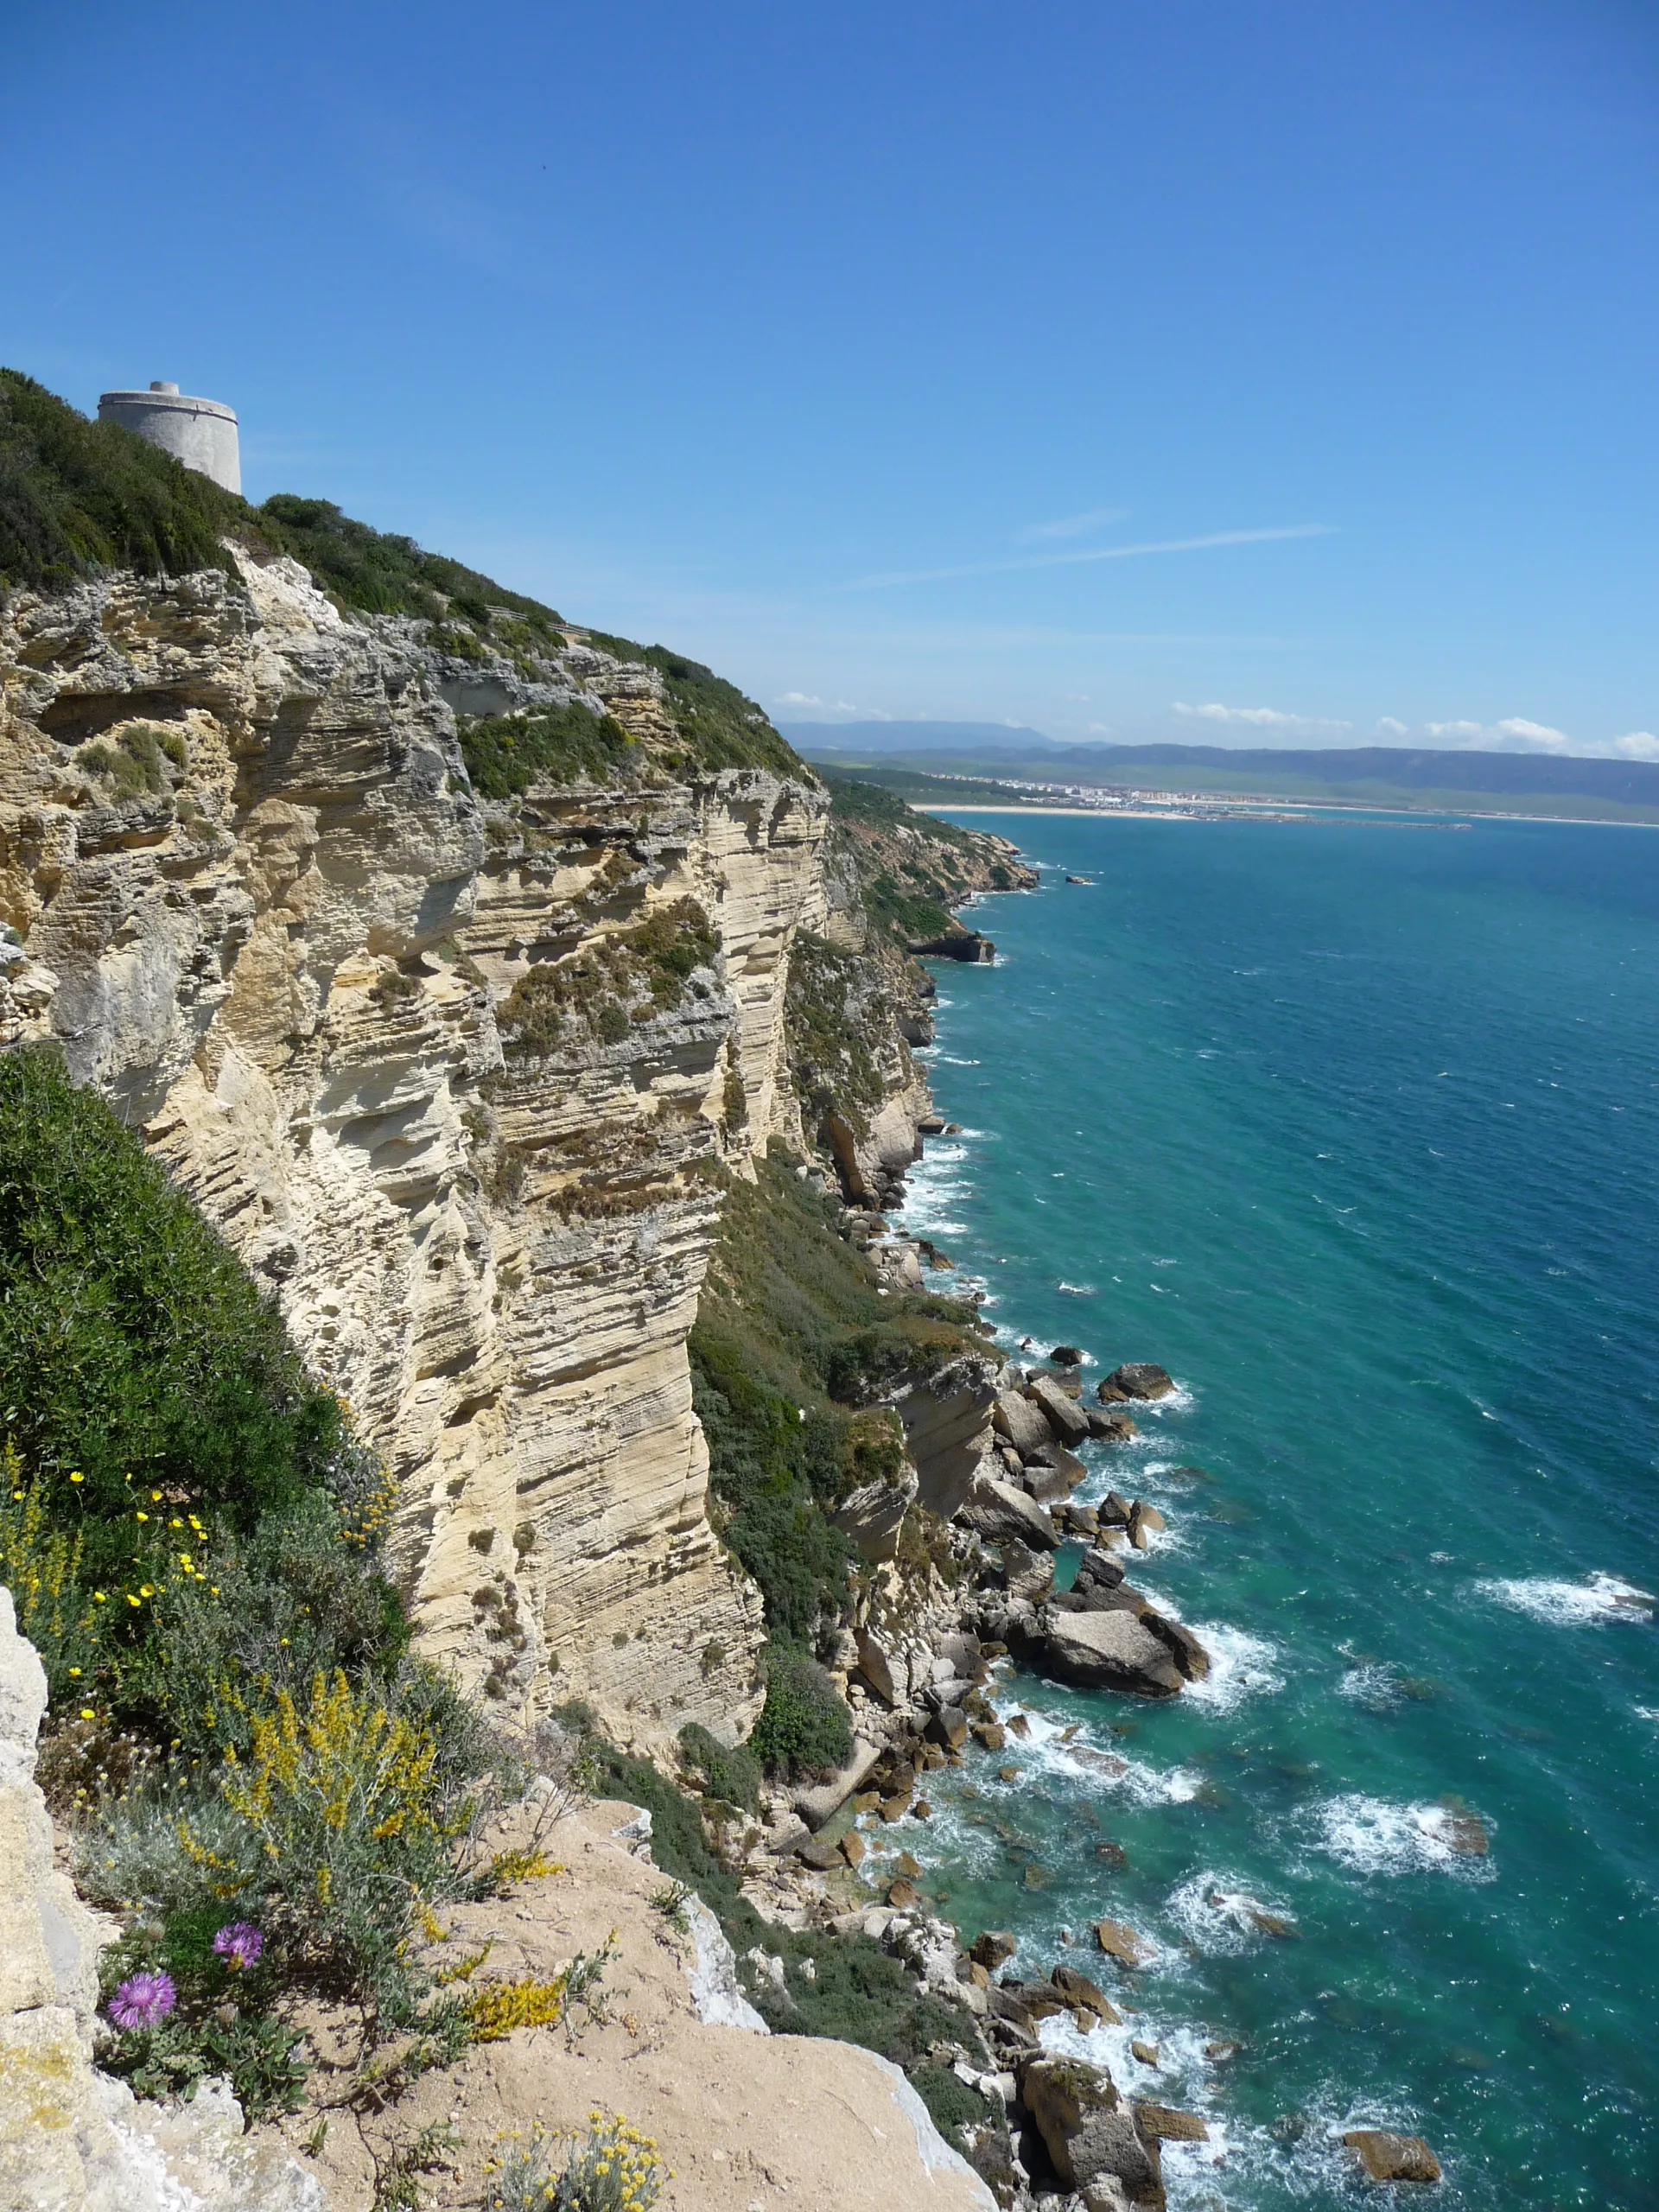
(6, 0), (1656, 753)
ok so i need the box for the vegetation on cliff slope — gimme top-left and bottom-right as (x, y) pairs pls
(0, 370), (800, 785)
(692, 1153), (982, 1774)
(0, 1048), (533, 2120)
(824, 770), (1031, 942)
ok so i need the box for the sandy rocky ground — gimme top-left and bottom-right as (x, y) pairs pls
(275, 1793), (995, 2212)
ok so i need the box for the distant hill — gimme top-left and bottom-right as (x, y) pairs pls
(779, 719), (1064, 754)
(787, 727), (1659, 816)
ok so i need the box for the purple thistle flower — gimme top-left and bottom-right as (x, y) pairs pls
(107, 1970), (177, 2030)
(212, 1921), (264, 1970)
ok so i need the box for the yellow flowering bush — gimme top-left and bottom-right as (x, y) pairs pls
(483, 2112), (666, 2212)
(171, 1667), (486, 2020)
(0, 1445), (105, 1690)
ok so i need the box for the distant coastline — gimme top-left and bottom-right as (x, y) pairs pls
(921, 803), (1659, 830)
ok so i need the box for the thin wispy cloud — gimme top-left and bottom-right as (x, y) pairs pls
(1174, 700), (1351, 736)
(1015, 505), (1129, 543)
(773, 691), (892, 720)
(841, 523), (1335, 592)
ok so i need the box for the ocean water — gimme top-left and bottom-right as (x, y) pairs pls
(889, 812), (1659, 2209)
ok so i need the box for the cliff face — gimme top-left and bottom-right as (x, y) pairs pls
(0, 550), (833, 1750)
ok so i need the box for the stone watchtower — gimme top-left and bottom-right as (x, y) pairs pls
(97, 379), (240, 494)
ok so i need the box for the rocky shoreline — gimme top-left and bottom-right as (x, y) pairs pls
(674, 969), (1445, 2206)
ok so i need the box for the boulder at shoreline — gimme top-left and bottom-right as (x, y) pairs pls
(1018, 2054), (1165, 2204)
(1097, 1363), (1176, 1402)
(1043, 1607), (1184, 1696)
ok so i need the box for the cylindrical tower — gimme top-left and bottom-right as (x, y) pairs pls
(97, 380), (241, 494)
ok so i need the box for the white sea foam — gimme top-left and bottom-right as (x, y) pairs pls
(1306, 1795), (1495, 1879)
(1057, 1281), (1097, 1297)
(989, 1700), (1202, 1806)
(1179, 1625), (1285, 1713)
(1472, 1571), (1654, 1624)
(1339, 1660), (1403, 1709)
(1165, 1871), (1298, 1955)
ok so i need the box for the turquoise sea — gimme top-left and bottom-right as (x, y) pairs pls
(887, 811), (1659, 2209)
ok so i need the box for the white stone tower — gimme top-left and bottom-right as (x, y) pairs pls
(97, 380), (241, 494)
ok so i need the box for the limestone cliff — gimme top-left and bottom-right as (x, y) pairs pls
(0, 550), (829, 1750)
(0, 536), (1023, 1757)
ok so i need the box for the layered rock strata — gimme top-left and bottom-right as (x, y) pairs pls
(0, 553), (834, 1747)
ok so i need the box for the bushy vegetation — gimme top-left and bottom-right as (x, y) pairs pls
(0, 1045), (543, 2123)
(747, 1644), (853, 1775)
(676, 1721), (761, 1813)
(0, 370), (246, 593)
(0, 1050), (354, 1605)
(254, 493), (568, 636)
(785, 933), (893, 1136)
(484, 2113), (664, 2212)
(823, 772), (1023, 945)
(498, 899), (719, 1058)
(459, 701), (639, 801)
(577, 634), (802, 779)
(690, 1154), (979, 1776)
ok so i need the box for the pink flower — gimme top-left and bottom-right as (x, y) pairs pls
(107, 1971), (176, 2030)
(212, 1921), (264, 1971)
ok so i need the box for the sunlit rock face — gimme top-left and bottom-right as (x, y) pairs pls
(0, 550), (830, 1750)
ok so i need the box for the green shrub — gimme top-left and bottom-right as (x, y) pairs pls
(79, 722), (171, 801)
(498, 899), (718, 1058)
(747, 1644), (852, 1777)
(0, 370), (245, 594)
(906, 2060), (995, 2153)
(254, 493), (566, 635)
(460, 701), (639, 801)
(82, 1661), (502, 2037)
(115, 1488), (410, 1759)
(0, 1050), (347, 1584)
(676, 1722), (761, 1812)
(690, 1154), (976, 1666)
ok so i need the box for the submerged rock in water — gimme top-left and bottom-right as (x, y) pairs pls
(1135, 2104), (1209, 2144)
(1052, 1963), (1122, 2022)
(1342, 2130), (1443, 2183)
(1440, 1808), (1490, 1856)
(1126, 1499), (1166, 1549)
(1085, 1405), (1139, 1441)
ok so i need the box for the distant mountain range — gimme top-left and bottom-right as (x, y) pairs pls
(780, 722), (1659, 810)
